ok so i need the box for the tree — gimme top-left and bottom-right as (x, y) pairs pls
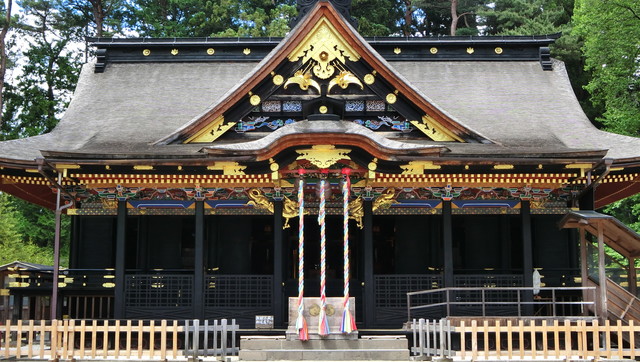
(351, 0), (403, 36)
(1, 0), (82, 139)
(0, 0), (13, 130)
(573, 0), (640, 136)
(480, 0), (570, 36)
(0, 193), (57, 265)
(401, 0), (483, 37)
(60, 0), (126, 37)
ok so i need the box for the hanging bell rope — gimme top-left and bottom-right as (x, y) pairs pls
(295, 173), (308, 340)
(318, 175), (330, 336)
(340, 168), (357, 333)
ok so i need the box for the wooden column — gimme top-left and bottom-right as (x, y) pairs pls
(273, 200), (284, 327)
(114, 200), (127, 319)
(193, 201), (205, 320)
(442, 201), (454, 288)
(629, 258), (637, 297)
(363, 200), (374, 328)
(579, 228), (589, 315)
(597, 221), (608, 320)
(137, 217), (149, 271)
(521, 200), (534, 315)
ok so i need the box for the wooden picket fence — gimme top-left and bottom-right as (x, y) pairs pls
(1, 319), (238, 360)
(411, 318), (640, 360)
(458, 319), (638, 360)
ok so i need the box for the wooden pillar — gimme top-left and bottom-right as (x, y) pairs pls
(597, 221), (608, 321)
(114, 200), (127, 319)
(137, 217), (149, 271)
(363, 200), (374, 328)
(442, 201), (454, 288)
(273, 200), (284, 327)
(579, 228), (589, 315)
(521, 200), (534, 315)
(629, 258), (637, 297)
(442, 200), (455, 316)
(193, 201), (205, 320)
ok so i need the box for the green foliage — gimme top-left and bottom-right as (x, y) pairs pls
(480, 0), (570, 35)
(602, 194), (640, 234)
(2, 0), (82, 139)
(124, 0), (296, 38)
(0, 193), (57, 265)
(573, 0), (640, 136)
(351, 0), (403, 36)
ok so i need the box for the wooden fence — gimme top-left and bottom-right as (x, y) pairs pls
(412, 318), (640, 360)
(1, 319), (238, 360)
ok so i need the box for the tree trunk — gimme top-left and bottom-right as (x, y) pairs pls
(404, 0), (413, 36)
(450, 0), (458, 36)
(90, 0), (104, 37)
(0, 0), (13, 129)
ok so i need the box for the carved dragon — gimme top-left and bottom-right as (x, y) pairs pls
(348, 196), (364, 229)
(247, 188), (303, 229)
(372, 188), (398, 212)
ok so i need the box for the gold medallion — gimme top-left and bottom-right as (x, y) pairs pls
(495, 47), (503, 55)
(207, 48), (215, 55)
(386, 93), (397, 104)
(364, 73), (375, 85)
(430, 47), (438, 54)
(273, 74), (284, 86)
(142, 49), (151, 56)
(250, 94), (261, 106)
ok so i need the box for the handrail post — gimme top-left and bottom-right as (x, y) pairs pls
(552, 288), (556, 317)
(482, 289), (486, 317)
(407, 293), (411, 322)
(192, 319), (199, 360)
(446, 289), (450, 317)
(517, 289), (522, 317)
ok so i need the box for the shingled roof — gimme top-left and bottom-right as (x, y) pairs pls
(1, 56), (637, 163)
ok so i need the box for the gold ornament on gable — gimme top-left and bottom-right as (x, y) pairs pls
(288, 18), (361, 80)
(284, 70), (322, 94)
(296, 145), (351, 169)
(328, 71), (363, 93)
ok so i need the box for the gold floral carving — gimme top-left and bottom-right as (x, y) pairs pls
(409, 115), (462, 142)
(284, 71), (322, 94)
(288, 17), (361, 80)
(467, 47), (474, 54)
(348, 196), (364, 229)
(400, 161), (442, 174)
(372, 188), (398, 212)
(328, 71), (363, 93)
(185, 115), (236, 143)
(296, 145), (351, 169)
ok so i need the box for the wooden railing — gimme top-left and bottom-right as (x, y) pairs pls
(1, 319), (238, 360)
(411, 318), (639, 360)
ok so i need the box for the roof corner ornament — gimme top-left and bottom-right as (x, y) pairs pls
(291, 0), (358, 29)
(539, 46), (553, 71)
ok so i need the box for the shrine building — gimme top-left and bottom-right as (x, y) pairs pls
(1, 0), (640, 329)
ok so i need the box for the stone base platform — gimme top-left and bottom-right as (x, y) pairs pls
(239, 335), (410, 361)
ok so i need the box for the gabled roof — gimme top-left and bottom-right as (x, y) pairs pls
(158, 1), (487, 146)
(559, 211), (640, 259)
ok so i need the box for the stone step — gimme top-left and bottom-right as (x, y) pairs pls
(241, 336), (407, 351)
(239, 348), (410, 361)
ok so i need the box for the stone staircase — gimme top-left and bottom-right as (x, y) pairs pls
(239, 335), (410, 361)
